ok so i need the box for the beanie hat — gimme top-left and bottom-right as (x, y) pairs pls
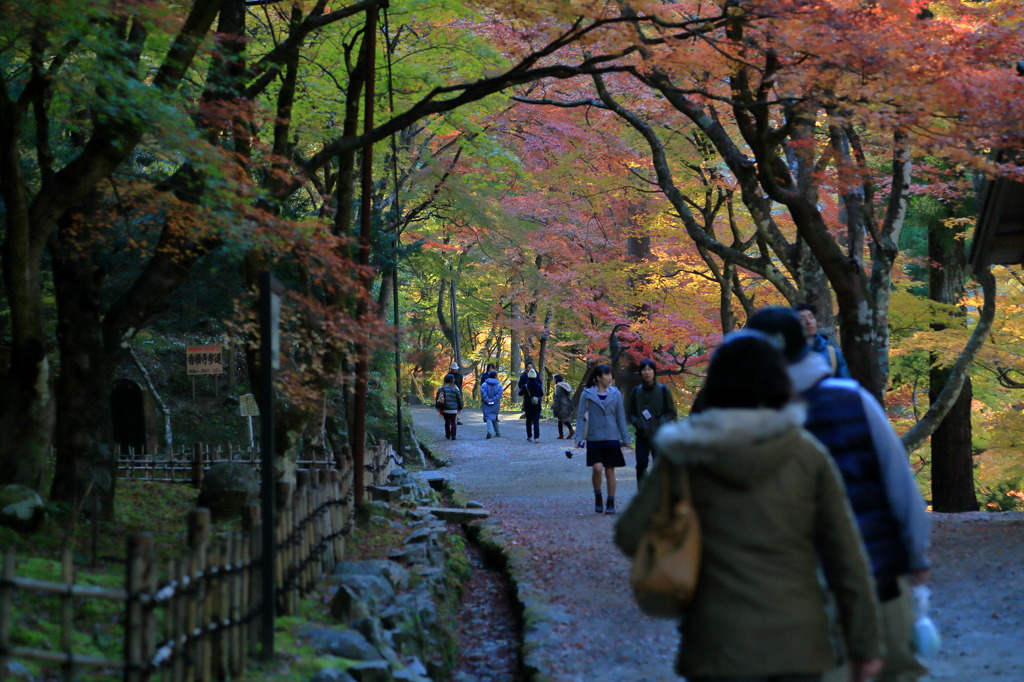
(488, 371), (498, 379)
(444, 373), (455, 383)
(745, 307), (810, 363)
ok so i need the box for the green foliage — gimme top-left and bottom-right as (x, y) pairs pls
(977, 475), (1024, 512)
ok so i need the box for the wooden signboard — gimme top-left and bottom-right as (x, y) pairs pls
(186, 345), (224, 375)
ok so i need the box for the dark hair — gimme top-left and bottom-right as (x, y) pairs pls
(793, 302), (817, 316)
(699, 332), (794, 410)
(746, 307), (809, 363)
(486, 363), (496, 372)
(637, 359), (657, 381)
(443, 373), (455, 384)
(553, 373), (563, 383)
(587, 364), (613, 388)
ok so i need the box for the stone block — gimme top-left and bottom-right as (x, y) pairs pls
(366, 486), (402, 503)
(347, 660), (392, 682)
(415, 506), (489, 523)
(300, 627), (379, 660)
(333, 560), (410, 591)
(411, 470), (449, 491)
(0, 485), (45, 532)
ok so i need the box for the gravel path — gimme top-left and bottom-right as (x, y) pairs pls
(412, 406), (1024, 681)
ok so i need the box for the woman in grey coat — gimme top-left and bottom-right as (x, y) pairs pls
(575, 364), (630, 514)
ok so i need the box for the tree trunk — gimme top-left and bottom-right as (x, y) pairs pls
(0, 338), (53, 491)
(49, 216), (116, 518)
(510, 301), (522, 406)
(0, 85), (53, 491)
(928, 213), (977, 511)
(537, 307), (552, 395)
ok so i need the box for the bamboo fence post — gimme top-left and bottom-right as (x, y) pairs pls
(323, 470), (337, 569)
(125, 534), (154, 682)
(275, 482), (294, 615)
(187, 509), (211, 682)
(328, 471), (345, 561)
(313, 471), (328, 571)
(295, 471), (312, 593)
(191, 444), (204, 488)
(302, 477), (315, 592)
(228, 533), (244, 678)
(0, 550), (13, 678)
(208, 541), (225, 681)
(241, 504), (261, 659)
(59, 548), (74, 682)
(167, 558), (185, 682)
(183, 552), (197, 682)
(182, 509), (207, 681)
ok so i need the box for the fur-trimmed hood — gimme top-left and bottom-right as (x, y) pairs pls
(788, 352), (831, 393)
(653, 403), (808, 488)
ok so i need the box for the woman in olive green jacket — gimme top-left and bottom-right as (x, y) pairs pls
(615, 332), (881, 682)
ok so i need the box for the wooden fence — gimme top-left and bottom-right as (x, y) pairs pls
(0, 469), (351, 681)
(115, 441), (399, 489)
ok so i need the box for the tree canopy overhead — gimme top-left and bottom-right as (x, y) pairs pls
(2, 0), (1023, 512)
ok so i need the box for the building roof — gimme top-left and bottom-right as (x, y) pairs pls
(970, 176), (1024, 270)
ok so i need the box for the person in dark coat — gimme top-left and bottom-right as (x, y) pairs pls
(448, 361), (465, 424)
(518, 366), (544, 442)
(551, 373), (575, 439)
(480, 370), (503, 438)
(434, 373), (463, 440)
(627, 359), (677, 482)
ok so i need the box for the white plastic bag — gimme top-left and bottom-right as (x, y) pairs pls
(913, 585), (941, 659)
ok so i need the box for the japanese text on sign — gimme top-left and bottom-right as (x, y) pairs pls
(186, 345), (224, 375)
(239, 393), (259, 417)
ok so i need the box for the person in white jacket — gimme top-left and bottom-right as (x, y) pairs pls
(575, 364), (630, 514)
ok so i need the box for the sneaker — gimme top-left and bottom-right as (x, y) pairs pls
(594, 492), (603, 514)
(527, 437), (533, 443)
(486, 433), (492, 439)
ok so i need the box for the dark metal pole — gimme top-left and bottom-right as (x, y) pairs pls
(383, 5), (403, 463)
(393, 249), (403, 459)
(258, 272), (280, 660)
(351, 1), (379, 507)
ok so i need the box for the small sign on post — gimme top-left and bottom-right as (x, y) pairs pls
(239, 394), (259, 451)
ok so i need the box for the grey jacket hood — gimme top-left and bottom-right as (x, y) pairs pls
(653, 403), (808, 489)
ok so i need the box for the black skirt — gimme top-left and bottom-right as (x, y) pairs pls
(585, 442), (625, 468)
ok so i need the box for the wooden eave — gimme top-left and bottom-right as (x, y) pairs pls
(970, 176), (1024, 271)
